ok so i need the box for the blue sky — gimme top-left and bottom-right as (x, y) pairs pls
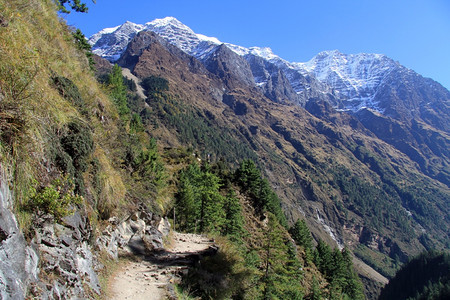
(65, 0), (450, 89)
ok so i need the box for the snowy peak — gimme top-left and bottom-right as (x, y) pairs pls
(144, 16), (183, 28)
(291, 50), (402, 111)
(144, 17), (201, 54)
(89, 21), (144, 61)
(89, 17), (444, 114)
(89, 17), (225, 61)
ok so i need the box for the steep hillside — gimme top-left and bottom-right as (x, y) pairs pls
(0, 0), (167, 298)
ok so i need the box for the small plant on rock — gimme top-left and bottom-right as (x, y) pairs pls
(24, 175), (83, 221)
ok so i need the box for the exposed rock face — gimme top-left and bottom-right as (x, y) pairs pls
(96, 209), (169, 259)
(31, 206), (169, 299)
(372, 68), (450, 132)
(0, 166), (39, 300)
(245, 54), (299, 104)
(32, 211), (101, 299)
(203, 44), (255, 90)
(1, 163), (169, 299)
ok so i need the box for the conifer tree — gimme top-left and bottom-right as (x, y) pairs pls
(314, 240), (333, 277)
(198, 170), (225, 233)
(107, 64), (130, 120)
(176, 163), (202, 231)
(58, 0), (93, 13)
(290, 219), (313, 250)
(175, 163), (225, 233)
(309, 275), (323, 300)
(235, 159), (261, 194)
(222, 190), (244, 240)
(260, 214), (303, 299)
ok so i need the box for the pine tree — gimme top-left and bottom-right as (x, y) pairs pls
(222, 190), (244, 240)
(198, 170), (225, 233)
(107, 64), (130, 120)
(176, 164), (202, 231)
(309, 275), (323, 300)
(261, 213), (302, 299)
(290, 219), (313, 250)
(175, 163), (225, 233)
(314, 240), (333, 277)
(58, 0), (92, 13)
(235, 159), (261, 195)
(341, 248), (364, 300)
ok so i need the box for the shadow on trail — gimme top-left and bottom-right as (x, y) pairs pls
(144, 245), (219, 268)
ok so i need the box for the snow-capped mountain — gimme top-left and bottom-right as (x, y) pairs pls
(292, 50), (402, 111)
(89, 17), (220, 62)
(89, 21), (145, 61)
(89, 17), (449, 118)
(88, 16), (450, 271)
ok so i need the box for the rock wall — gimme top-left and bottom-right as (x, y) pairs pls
(96, 206), (169, 259)
(32, 212), (101, 299)
(0, 164), (170, 299)
(0, 166), (39, 300)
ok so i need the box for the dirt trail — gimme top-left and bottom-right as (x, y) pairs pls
(108, 232), (214, 300)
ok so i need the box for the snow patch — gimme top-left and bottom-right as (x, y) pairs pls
(196, 33), (221, 44)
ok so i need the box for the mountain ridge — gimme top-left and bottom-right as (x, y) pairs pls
(89, 17), (450, 116)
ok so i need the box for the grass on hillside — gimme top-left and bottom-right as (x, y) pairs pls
(0, 0), (127, 227)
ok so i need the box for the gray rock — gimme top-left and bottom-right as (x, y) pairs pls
(143, 226), (164, 251)
(158, 217), (171, 237)
(95, 210), (169, 257)
(0, 166), (39, 300)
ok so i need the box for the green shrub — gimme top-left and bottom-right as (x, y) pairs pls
(24, 176), (83, 221)
(52, 75), (87, 115)
(60, 120), (94, 172)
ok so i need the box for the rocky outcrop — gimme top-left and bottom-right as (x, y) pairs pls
(96, 208), (170, 259)
(0, 163), (170, 299)
(245, 54), (300, 105)
(0, 167), (39, 300)
(32, 205), (170, 298)
(203, 44), (255, 90)
(31, 211), (100, 299)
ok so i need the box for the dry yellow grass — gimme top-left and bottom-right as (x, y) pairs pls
(0, 0), (126, 226)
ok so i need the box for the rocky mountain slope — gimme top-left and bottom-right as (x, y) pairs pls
(89, 16), (449, 293)
(90, 17), (450, 187)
